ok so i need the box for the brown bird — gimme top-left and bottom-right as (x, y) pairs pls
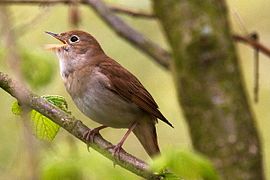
(46, 30), (173, 158)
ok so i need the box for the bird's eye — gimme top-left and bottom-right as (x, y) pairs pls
(69, 35), (79, 43)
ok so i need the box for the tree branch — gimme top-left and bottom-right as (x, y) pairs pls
(0, 0), (171, 68)
(233, 34), (270, 58)
(84, 0), (171, 68)
(0, 71), (160, 180)
(3, 1), (270, 69)
(109, 5), (155, 18)
(0, 0), (155, 18)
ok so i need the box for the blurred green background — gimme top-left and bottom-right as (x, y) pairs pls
(0, 0), (269, 179)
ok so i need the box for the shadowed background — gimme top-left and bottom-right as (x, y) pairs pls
(0, 0), (269, 179)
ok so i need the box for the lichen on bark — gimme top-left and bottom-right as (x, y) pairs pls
(153, 0), (264, 179)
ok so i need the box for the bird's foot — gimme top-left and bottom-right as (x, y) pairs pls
(107, 122), (137, 164)
(112, 143), (122, 158)
(83, 125), (107, 151)
(106, 143), (123, 166)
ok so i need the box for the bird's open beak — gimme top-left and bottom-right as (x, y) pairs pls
(45, 31), (67, 51)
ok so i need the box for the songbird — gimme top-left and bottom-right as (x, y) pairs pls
(46, 30), (173, 158)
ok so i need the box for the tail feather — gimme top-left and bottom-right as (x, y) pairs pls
(132, 120), (160, 158)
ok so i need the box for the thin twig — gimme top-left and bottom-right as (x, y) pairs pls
(0, 7), (41, 179)
(85, 0), (171, 68)
(233, 34), (270, 58)
(4, 1), (270, 68)
(0, 0), (73, 5)
(0, 72), (160, 180)
(0, 0), (156, 19)
(15, 7), (51, 36)
(0, 0), (171, 68)
(109, 5), (155, 18)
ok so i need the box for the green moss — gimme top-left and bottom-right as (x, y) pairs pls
(153, 0), (263, 179)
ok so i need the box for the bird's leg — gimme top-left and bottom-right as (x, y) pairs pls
(83, 125), (107, 150)
(111, 121), (138, 159)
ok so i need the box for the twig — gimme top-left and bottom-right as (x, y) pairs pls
(0, 7), (22, 78)
(0, 71), (160, 180)
(85, 0), (171, 68)
(233, 34), (270, 58)
(0, 0), (73, 5)
(15, 7), (51, 36)
(0, 0), (156, 19)
(0, 0), (171, 68)
(233, 34), (267, 103)
(109, 5), (155, 18)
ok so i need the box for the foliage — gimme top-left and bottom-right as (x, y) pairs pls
(41, 157), (83, 180)
(11, 95), (69, 141)
(150, 149), (220, 180)
(20, 49), (55, 89)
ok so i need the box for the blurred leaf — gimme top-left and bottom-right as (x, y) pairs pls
(150, 149), (220, 180)
(21, 49), (55, 88)
(11, 101), (22, 115)
(11, 95), (69, 141)
(41, 158), (83, 180)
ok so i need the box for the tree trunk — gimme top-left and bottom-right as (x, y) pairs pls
(152, 0), (264, 179)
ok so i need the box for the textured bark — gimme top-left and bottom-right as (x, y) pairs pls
(153, 0), (264, 179)
(0, 72), (161, 180)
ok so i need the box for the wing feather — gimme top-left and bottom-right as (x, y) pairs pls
(98, 57), (173, 127)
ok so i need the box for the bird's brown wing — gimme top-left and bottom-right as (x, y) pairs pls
(98, 58), (173, 127)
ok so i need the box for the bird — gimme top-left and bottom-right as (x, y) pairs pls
(45, 30), (173, 158)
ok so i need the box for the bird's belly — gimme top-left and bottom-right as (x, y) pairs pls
(72, 87), (143, 128)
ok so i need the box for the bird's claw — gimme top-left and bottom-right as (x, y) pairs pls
(106, 144), (123, 160)
(106, 143), (123, 164)
(83, 129), (99, 144)
(83, 126), (107, 152)
(83, 128), (102, 152)
(112, 144), (122, 158)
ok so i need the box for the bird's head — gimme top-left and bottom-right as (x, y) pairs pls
(45, 30), (103, 55)
(45, 30), (104, 78)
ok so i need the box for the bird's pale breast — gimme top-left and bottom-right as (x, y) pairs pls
(65, 67), (145, 128)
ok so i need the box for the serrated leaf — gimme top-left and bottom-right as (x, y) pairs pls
(11, 95), (69, 142)
(31, 110), (60, 141)
(11, 101), (22, 115)
(42, 95), (69, 113)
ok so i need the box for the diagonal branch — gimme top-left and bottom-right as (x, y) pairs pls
(109, 5), (155, 18)
(0, 0), (171, 69)
(84, 0), (171, 68)
(0, 71), (160, 180)
(3, 1), (270, 67)
(0, 0), (155, 18)
(233, 34), (270, 58)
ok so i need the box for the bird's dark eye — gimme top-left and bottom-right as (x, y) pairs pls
(70, 35), (79, 43)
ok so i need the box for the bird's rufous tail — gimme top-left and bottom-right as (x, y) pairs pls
(132, 119), (160, 158)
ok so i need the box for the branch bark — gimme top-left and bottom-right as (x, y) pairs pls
(0, 71), (160, 180)
(233, 34), (270, 57)
(0, 0), (171, 69)
(2, 0), (270, 68)
(0, 0), (152, 18)
(109, 5), (154, 18)
(84, 0), (171, 69)
(153, 0), (264, 179)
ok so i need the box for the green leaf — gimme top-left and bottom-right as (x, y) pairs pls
(11, 95), (69, 141)
(11, 101), (22, 115)
(31, 110), (60, 141)
(42, 95), (69, 113)
(150, 149), (220, 180)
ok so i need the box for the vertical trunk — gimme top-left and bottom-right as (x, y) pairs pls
(153, 0), (264, 179)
